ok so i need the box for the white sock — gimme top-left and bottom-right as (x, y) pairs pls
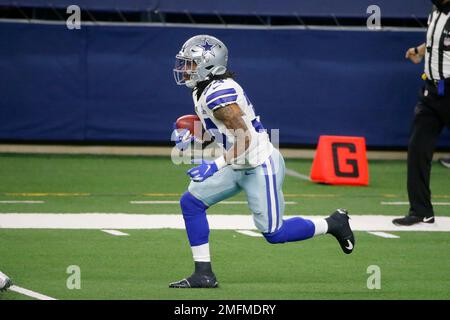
(191, 243), (211, 262)
(310, 218), (328, 236)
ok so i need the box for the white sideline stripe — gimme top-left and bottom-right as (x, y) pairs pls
(236, 230), (263, 237)
(0, 201), (45, 204)
(130, 201), (297, 205)
(9, 285), (57, 300)
(101, 229), (129, 236)
(285, 168), (311, 181)
(381, 201), (450, 206)
(1, 214), (450, 232)
(367, 231), (400, 239)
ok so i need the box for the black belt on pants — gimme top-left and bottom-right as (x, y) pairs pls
(426, 78), (450, 86)
(425, 78), (450, 96)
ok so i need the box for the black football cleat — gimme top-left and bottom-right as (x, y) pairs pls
(169, 273), (218, 288)
(325, 209), (355, 254)
(392, 215), (435, 226)
(169, 261), (218, 288)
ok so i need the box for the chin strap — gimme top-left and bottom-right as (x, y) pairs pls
(210, 65), (227, 76)
(196, 66), (227, 85)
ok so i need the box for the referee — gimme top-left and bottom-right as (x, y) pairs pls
(393, 0), (450, 226)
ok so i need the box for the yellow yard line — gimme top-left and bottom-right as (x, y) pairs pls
(141, 193), (181, 197)
(382, 194), (450, 199)
(6, 192), (448, 200)
(283, 194), (337, 198)
(4, 192), (90, 197)
(3, 192), (337, 198)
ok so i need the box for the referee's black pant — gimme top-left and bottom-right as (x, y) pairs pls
(408, 80), (450, 217)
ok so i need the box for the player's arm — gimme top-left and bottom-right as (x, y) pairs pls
(186, 103), (251, 182)
(213, 103), (251, 165)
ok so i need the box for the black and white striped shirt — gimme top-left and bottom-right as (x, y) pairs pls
(425, 8), (450, 80)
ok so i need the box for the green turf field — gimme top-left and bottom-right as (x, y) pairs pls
(0, 153), (449, 300)
(1, 153), (449, 216)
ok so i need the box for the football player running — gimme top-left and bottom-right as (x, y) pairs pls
(170, 35), (355, 288)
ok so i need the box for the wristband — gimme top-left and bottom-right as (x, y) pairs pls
(214, 156), (228, 170)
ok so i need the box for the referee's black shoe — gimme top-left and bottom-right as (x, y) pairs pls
(439, 157), (450, 169)
(392, 215), (435, 226)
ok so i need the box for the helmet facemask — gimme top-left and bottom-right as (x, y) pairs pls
(173, 55), (200, 88)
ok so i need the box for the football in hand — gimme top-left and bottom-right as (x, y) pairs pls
(175, 114), (202, 138)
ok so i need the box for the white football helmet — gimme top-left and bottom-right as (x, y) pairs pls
(173, 35), (228, 88)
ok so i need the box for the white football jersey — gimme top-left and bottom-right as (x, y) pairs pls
(192, 78), (273, 170)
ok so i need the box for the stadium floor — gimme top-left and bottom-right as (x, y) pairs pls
(0, 153), (449, 300)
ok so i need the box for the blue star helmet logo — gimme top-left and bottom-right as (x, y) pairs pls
(199, 40), (216, 57)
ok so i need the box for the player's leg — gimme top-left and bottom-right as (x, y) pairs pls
(408, 106), (442, 217)
(393, 100), (443, 226)
(240, 148), (327, 241)
(240, 148), (355, 254)
(169, 166), (241, 288)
